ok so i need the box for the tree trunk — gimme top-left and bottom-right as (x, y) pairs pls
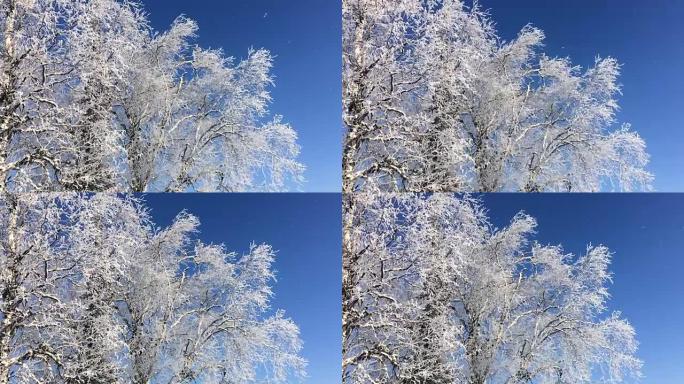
(0, 194), (20, 383)
(0, 0), (18, 192)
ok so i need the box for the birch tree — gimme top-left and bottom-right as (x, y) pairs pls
(0, 193), (305, 383)
(120, 212), (306, 383)
(343, 0), (652, 192)
(343, 192), (642, 383)
(0, 0), (303, 192)
(0, 194), (144, 383)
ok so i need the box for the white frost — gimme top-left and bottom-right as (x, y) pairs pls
(343, 0), (652, 192)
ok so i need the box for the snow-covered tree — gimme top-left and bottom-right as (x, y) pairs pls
(0, 193), (305, 383)
(343, 192), (642, 383)
(343, 0), (652, 192)
(0, 0), (303, 192)
(0, 194), (145, 383)
(120, 212), (305, 383)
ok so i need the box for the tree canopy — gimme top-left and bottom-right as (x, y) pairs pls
(0, 193), (305, 383)
(343, 0), (651, 192)
(343, 192), (641, 383)
(0, 0), (303, 192)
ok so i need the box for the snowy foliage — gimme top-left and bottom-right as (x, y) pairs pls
(343, 192), (642, 383)
(343, 0), (652, 192)
(0, 0), (303, 192)
(0, 193), (305, 383)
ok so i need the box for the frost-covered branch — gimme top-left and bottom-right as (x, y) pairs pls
(343, 0), (652, 192)
(343, 192), (642, 383)
(0, 0), (303, 192)
(0, 193), (305, 383)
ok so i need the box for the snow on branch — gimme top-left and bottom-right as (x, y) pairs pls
(343, 192), (642, 383)
(0, 0), (303, 192)
(343, 0), (652, 192)
(0, 193), (306, 383)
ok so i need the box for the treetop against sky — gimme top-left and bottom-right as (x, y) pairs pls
(344, 192), (642, 383)
(343, 0), (682, 192)
(1, 0), (341, 192)
(0, 193), (342, 383)
(480, 0), (684, 192)
(144, 193), (342, 384)
(343, 192), (684, 383)
(480, 193), (684, 384)
(143, 0), (342, 192)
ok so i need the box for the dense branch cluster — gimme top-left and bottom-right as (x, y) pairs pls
(343, 0), (652, 192)
(343, 192), (641, 383)
(0, 0), (303, 192)
(0, 193), (305, 383)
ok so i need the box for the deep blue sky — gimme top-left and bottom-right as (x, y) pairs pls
(142, 0), (341, 192)
(142, 194), (341, 383)
(479, 0), (684, 190)
(480, 193), (684, 384)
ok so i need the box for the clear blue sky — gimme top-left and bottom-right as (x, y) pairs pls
(142, 193), (341, 383)
(478, 0), (684, 191)
(480, 193), (684, 384)
(142, 0), (342, 192)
